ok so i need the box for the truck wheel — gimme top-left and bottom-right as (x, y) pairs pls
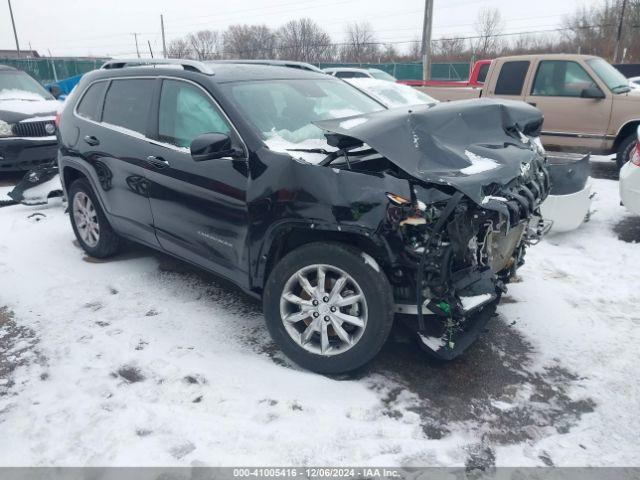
(263, 243), (394, 374)
(68, 178), (121, 258)
(617, 134), (636, 169)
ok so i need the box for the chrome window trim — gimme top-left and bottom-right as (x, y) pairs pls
(72, 75), (248, 160)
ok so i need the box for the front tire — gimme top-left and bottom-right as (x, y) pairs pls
(263, 243), (394, 374)
(68, 178), (121, 258)
(617, 134), (636, 169)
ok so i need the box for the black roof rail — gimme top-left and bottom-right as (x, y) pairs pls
(100, 58), (214, 75)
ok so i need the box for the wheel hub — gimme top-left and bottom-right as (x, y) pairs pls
(279, 264), (368, 356)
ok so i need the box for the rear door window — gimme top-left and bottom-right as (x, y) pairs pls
(102, 79), (155, 135)
(158, 79), (231, 148)
(494, 61), (530, 96)
(76, 81), (108, 121)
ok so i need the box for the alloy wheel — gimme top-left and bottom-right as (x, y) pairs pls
(279, 264), (368, 356)
(73, 191), (100, 247)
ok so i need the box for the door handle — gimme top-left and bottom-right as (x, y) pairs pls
(145, 155), (169, 169)
(83, 135), (100, 146)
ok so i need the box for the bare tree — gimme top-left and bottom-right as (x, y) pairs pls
(433, 37), (469, 61)
(167, 38), (192, 59)
(340, 22), (380, 63)
(277, 18), (334, 62)
(379, 43), (400, 63)
(559, 1), (640, 61)
(472, 7), (504, 58)
(188, 30), (220, 60)
(223, 24), (277, 59)
(407, 37), (422, 61)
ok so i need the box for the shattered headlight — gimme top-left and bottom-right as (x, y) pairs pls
(0, 120), (13, 138)
(530, 136), (545, 156)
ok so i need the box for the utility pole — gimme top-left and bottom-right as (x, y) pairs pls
(421, 0), (434, 81)
(7, 0), (20, 57)
(613, 0), (628, 63)
(161, 14), (167, 58)
(132, 33), (141, 58)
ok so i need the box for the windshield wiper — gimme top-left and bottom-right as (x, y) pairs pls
(286, 148), (334, 155)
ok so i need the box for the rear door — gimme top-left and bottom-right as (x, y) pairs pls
(524, 59), (612, 151)
(74, 77), (159, 246)
(144, 78), (250, 285)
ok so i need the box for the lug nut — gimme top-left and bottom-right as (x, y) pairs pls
(330, 306), (337, 312)
(313, 312), (319, 318)
(312, 300), (319, 306)
(324, 316), (330, 321)
(323, 296), (329, 302)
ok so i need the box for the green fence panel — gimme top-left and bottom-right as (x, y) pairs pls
(0, 57), (108, 84)
(3, 58), (471, 84)
(317, 62), (470, 81)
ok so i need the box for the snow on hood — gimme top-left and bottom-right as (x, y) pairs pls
(0, 89), (61, 121)
(264, 131), (336, 164)
(315, 98), (544, 203)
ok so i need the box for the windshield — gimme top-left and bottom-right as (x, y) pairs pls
(586, 58), (631, 93)
(368, 69), (397, 81)
(346, 77), (437, 108)
(0, 70), (54, 101)
(225, 78), (384, 159)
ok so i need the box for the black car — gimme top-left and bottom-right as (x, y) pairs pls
(0, 64), (60, 171)
(58, 59), (549, 374)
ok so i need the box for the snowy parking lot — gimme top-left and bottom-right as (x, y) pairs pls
(0, 162), (639, 467)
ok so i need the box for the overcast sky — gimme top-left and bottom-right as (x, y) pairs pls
(1, 0), (603, 58)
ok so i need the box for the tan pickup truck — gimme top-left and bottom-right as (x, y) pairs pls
(420, 54), (640, 167)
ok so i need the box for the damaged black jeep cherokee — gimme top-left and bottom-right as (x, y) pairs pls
(58, 59), (550, 374)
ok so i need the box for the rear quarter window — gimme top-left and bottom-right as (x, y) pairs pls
(494, 61), (530, 95)
(477, 63), (490, 84)
(75, 81), (108, 121)
(102, 79), (155, 135)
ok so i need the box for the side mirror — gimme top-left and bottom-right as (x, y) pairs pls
(190, 133), (241, 161)
(580, 85), (605, 99)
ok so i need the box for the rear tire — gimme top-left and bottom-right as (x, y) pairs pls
(263, 242), (394, 374)
(617, 134), (636, 169)
(68, 178), (121, 258)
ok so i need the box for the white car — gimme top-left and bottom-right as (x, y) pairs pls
(619, 125), (640, 215)
(628, 76), (640, 90)
(323, 67), (397, 82)
(344, 77), (438, 108)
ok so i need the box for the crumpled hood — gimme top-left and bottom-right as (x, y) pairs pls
(315, 98), (544, 204)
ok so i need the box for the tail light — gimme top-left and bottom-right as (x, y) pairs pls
(54, 112), (61, 127)
(632, 137), (640, 167)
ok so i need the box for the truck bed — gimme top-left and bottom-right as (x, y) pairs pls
(417, 85), (482, 102)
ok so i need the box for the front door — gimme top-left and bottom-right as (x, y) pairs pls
(145, 78), (250, 285)
(524, 60), (613, 152)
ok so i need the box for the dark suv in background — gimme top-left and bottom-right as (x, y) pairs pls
(58, 59), (549, 374)
(0, 65), (60, 171)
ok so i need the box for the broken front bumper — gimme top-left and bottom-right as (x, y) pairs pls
(391, 156), (550, 359)
(0, 137), (58, 171)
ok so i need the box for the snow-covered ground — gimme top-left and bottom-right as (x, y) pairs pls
(0, 178), (638, 467)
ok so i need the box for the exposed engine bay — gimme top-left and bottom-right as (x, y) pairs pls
(312, 99), (552, 358)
